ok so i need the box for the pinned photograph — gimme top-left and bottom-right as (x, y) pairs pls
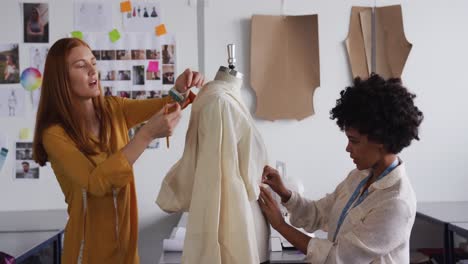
(146, 49), (160, 60)
(101, 70), (116, 81)
(146, 69), (161, 80)
(117, 70), (131, 81)
(92, 50), (101, 60)
(23, 3), (49, 43)
(15, 142), (39, 179)
(162, 64), (174, 85)
(118, 90), (131, 98)
(103, 86), (114, 96)
(132, 90), (146, 99)
(162, 45), (175, 64)
(146, 90), (161, 98)
(133, 65), (145, 85)
(131, 50), (145, 60)
(116, 50), (131, 60)
(0, 44), (20, 84)
(101, 50), (116, 60)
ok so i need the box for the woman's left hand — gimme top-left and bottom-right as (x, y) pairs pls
(175, 68), (205, 94)
(258, 186), (286, 230)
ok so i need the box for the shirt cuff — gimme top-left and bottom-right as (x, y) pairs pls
(306, 238), (334, 264)
(282, 190), (299, 210)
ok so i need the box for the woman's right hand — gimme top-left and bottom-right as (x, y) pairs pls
(262, 165), (292, 203)
(141, 103), (182, 140)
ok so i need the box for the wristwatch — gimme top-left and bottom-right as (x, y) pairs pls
(169, 86), (187, 103)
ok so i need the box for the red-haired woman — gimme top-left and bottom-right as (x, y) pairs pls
(32, 38), (204, 263)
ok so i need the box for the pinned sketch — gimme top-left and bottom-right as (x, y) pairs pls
(15, 141), (39, 179)
(250, 15), (320, 121)
(123, 2), (162, 32)
(22, 3), (49, 43)
(345, 5), (412, 79)
(0, 44), (20, 84)
(28, 46), (48, 112)
(74, 1), (113, 32)
(0, 88), (26, 117)
(29, 46), (48, 74)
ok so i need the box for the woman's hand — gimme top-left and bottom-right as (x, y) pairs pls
(140, 103), (181, 140)
(258, 186), (286, 230)
(175, 68), (205, 94)
(262, 165), (292, 203)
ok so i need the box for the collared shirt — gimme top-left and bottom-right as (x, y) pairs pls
(283, 159), (416, 264)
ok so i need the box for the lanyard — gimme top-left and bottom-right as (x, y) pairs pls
(332, 158), (399, 242)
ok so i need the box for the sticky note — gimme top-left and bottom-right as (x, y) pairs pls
(71, 31), (83, 40)
(109, 29), (121, 43)
(120, 1), (132, 12)
(19, 128), (31, 140)
(155, 24), (167, 36)
(147, 61), (159, 72)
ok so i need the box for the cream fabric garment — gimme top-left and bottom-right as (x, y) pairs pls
(156, 71), (270, 264)
(283, 158), (416, 264)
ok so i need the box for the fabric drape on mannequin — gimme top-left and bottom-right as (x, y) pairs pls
(156, 72), (269, 264)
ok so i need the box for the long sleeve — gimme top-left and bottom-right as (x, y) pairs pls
(43, 128), (133, 197)
(305, 199), (413, 264)
(117, 92), (196, 129)
(283, 179), (345, 233)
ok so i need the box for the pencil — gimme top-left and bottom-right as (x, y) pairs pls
(165, 104), (170, 149)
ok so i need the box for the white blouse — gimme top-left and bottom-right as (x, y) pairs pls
(283, 159), (416, 263)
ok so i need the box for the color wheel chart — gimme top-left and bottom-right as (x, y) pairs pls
(20, 67), (42, 91)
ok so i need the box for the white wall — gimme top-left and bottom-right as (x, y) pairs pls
(203, 0), (468, 202)
(0, 0), (197, 261)
(1, 0), (468, 261)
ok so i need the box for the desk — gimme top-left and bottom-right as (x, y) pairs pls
(416, 202), (468, 264)
(0, 230), (63, 263)
(449, 223), (468, 239)
(159, 213), (308, 264)
(449, 222), (468, 262)
(159, 249), (307, 264)
(0, 209), (67, 263)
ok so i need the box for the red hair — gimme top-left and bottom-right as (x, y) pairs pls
(33, 38), (115, 166)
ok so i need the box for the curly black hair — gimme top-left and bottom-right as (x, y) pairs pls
(330, 74), (424, 154)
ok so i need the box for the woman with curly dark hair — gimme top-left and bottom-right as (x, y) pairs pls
(258, 74), (423, 263)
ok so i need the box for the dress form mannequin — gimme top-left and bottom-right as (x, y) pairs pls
(213, 45), (270, 263)
(156, 44), (269, 263)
